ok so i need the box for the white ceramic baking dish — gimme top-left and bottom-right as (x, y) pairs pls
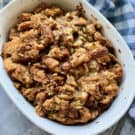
(0, 0), (135, 135)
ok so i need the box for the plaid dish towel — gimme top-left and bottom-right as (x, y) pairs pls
(87, 0), (135, 120)
(1, 0), (135, 120)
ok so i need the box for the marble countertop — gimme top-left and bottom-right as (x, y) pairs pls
(0, 87), (48, 135)
(0, 87), (135, 135)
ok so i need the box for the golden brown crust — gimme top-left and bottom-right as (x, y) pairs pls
(2, 3), (122, 125)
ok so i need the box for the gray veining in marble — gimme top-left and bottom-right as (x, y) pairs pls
(0, 87), (48, 135)
(0, 86), (135, 135)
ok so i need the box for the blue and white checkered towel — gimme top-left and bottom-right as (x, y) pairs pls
(87, 0), (135, 120)
(1, 0), (135, 120)
(88, 0), (135, 56)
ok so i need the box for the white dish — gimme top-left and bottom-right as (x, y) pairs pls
(0, 0), (135, 135)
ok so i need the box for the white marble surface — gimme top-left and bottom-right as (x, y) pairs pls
(0, 87), (135, 135)
(0, 87), (49, 135)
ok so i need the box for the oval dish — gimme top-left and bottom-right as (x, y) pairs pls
(0, 0), (135, 135)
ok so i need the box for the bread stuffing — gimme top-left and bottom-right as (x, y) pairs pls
(2, 3), (122, 125)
